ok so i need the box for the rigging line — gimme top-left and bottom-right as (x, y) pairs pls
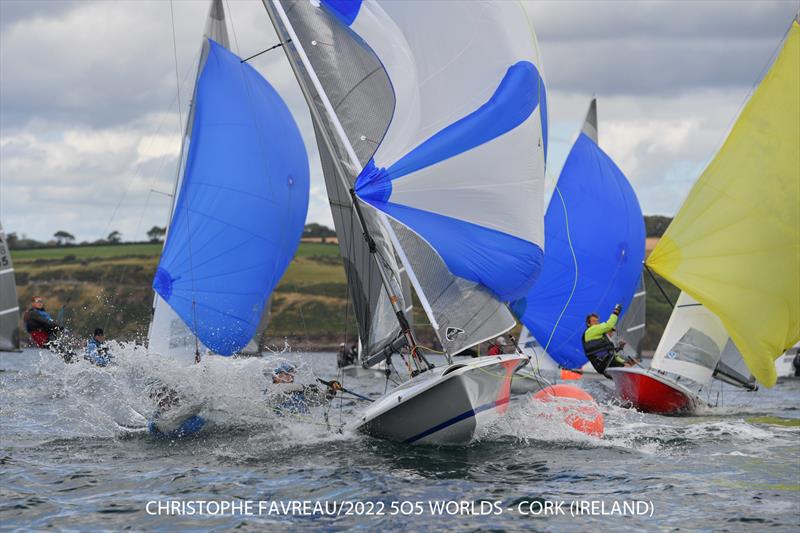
(100, 48), (199, 243)
(644, 264), (675, 309)
(170, 0), (201, 362)
(223, 0), (241, 56)
(240, 40), (291, 63)
(543, 184), (579, 353)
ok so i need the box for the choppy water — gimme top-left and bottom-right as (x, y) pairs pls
(1, 345), (799, 532)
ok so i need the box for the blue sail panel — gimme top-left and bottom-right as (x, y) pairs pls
(373, 202), (544, 302)
(154, 40), (309, 356)
(513, 132), (645, 368)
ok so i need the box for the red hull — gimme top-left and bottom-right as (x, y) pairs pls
(607, 368), (701, 415)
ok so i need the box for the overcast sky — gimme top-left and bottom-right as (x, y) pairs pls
(1, 0), (798, 242)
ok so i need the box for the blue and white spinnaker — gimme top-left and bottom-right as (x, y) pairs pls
(334, 0), (548, 302)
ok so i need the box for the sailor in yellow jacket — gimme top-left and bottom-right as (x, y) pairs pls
(582, 304), (631, 377)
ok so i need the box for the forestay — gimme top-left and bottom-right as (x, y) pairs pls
(511, 99), (645, 369)
(647, 20), (800, 387)
(152, 40), (308, 357)
(0, 222), (21, 351)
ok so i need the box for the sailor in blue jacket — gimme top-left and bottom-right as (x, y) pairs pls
(84, 328), (113, 367)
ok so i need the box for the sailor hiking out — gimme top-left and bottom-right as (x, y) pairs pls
(582, 304), (631, 377)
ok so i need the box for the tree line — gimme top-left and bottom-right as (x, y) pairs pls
(7, 217), (673, 250)
(7, 223), (341, 250)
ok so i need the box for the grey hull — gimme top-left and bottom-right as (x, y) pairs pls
(354, 354), (526, 445)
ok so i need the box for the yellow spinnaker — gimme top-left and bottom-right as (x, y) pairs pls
(647, 20), (800, 387)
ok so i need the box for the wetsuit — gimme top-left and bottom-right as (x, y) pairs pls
(85, 337), (112, 367)
(23, 307), (60, 348)
(268, 383), (333, 415)
(582, 312), (625, 378)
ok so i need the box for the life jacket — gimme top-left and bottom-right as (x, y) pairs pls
(582, 332), (616, 374)
(23, 308), (55, 333)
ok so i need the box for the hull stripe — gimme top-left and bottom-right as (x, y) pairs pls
(404, 397), (511, 444)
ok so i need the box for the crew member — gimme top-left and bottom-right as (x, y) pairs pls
(23, 296), (62, 349)
(582, 304), (630, 378)
(85, 328), (112, 367)
(487, 336), (507, 356)
(267, 363), (340, 414)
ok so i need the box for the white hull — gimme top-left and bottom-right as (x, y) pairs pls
(354, 354), (526, 445)
(775, 344), (799, 378)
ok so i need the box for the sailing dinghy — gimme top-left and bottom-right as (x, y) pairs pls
(610, 18), (800, 407)
(264, 0), (547, 444)
(608, 292), (757, 414)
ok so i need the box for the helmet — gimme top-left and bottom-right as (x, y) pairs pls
(273, 362), (297, 376)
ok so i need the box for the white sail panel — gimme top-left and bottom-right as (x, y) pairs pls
(652, 292), (728, 385)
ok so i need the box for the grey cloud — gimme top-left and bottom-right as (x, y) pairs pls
(529, 0), (798, 94)
(531, 0), (797, 42)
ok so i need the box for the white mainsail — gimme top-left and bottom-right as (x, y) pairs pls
(652, 292), (754, 389)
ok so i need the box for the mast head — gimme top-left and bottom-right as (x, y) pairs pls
(581, 98), (598, 143)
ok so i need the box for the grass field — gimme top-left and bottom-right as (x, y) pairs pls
(11, 241), (340, 263)
(11, 243), (163, 262)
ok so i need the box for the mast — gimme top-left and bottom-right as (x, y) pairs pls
(262, 0), (427, 371)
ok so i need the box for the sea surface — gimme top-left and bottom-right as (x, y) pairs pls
(1, 345), (799, 532)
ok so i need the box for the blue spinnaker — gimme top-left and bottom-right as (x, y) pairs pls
(154, 39), (309, 355)
(511, 130), (645, 368)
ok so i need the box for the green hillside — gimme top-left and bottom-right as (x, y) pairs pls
(10, 241), (676, 353)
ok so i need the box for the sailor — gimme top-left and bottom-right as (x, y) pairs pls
(487, 336), (507, 356)
(582, 304), (631, 377)
(793, 350), (800, 378)
(267, 362), (340, 414)
(84, 328), (112, 367)
(23, 296), (61, 348)
(22, 296), (75, 361)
